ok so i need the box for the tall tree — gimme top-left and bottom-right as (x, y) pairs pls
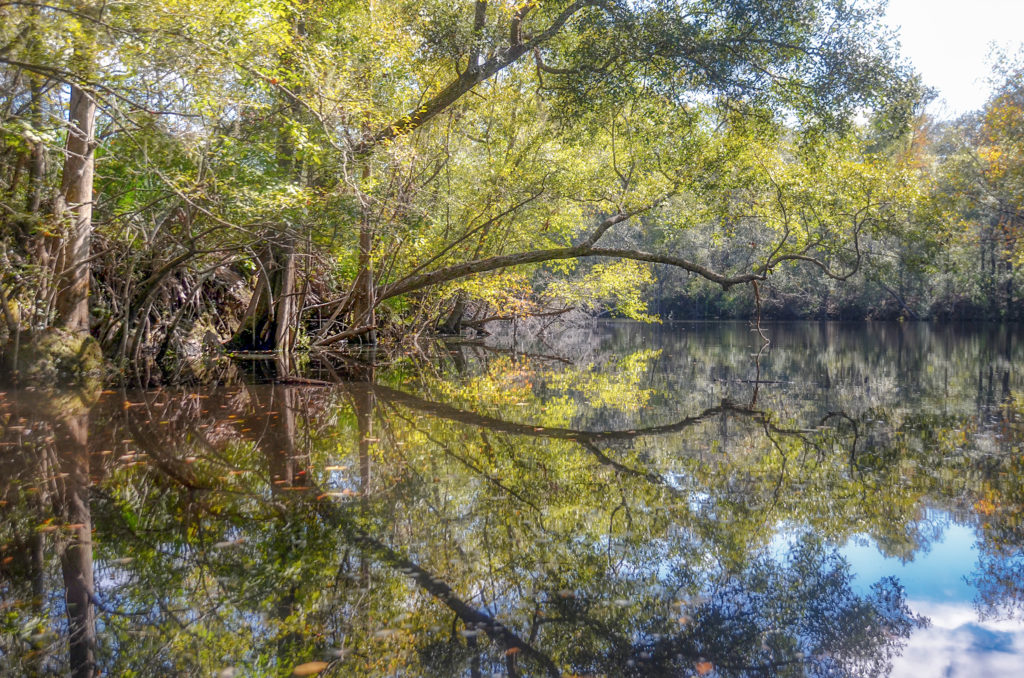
(323, 0), (919, 342)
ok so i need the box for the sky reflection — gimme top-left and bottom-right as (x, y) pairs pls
(843, 514), (1024, 677)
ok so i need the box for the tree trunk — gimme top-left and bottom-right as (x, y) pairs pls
(275, 245), (297, 354)
(26, 77), (47, 217)
(228, 6), (307, 354)
(229, 241), (298, 351)
(439, 292), (467, 334)
(54, 83), (96, 333)
(348, 219), (378, 344)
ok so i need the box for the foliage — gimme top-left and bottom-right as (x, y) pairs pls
(0, 0), (950, 377)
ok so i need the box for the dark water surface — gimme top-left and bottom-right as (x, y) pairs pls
(2, 321), (1022, 677)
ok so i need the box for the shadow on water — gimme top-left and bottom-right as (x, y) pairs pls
(1, 322), (1022, 676)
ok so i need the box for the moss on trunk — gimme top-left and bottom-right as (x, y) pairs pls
(1, 328), (103, 389)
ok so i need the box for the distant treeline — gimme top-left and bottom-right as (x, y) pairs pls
(648, 258), (1021, 321)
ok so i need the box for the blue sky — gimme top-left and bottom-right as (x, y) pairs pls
(884, 0), (1024, 116)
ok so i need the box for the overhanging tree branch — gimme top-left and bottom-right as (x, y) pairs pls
(355, 0), (597, 154)
(377, 208), (766, 302)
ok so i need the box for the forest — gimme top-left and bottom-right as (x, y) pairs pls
(0, 0), (1022, 384)
(3, 5), (1024, 676)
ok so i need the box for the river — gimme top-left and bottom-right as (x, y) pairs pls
(1, 321), (1022, 677)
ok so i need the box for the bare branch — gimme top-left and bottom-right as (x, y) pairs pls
(510, 1), (534, 47)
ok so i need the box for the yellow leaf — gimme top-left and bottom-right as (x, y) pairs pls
(292, 662), (329, 676)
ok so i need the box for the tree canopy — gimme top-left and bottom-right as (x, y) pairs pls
(0, 2), (1019, 382)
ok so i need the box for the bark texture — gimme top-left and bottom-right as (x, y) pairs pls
(55, 83), (96, 333)
(229, 242), (298, 351)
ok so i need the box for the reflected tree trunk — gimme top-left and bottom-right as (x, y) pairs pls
(254, 384), (306, 657)
(355, 385), (374, 497)
(53, 413), (97, 678)
(265, 385), (304, 490)
(324, 516), (560, 678)
(350, 379), (376, 587)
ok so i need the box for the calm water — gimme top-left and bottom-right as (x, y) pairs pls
(1, 321), (1022, 677)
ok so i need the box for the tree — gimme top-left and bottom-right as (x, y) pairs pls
(319, 0), (919, 344)
(50, 2), (100, 335)
(0, 1), (924, 378)
(926, 50), (1024, 319)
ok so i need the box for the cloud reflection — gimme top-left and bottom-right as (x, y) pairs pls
(892, 601), (1024, 678)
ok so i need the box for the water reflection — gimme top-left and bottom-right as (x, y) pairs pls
(1, 322), (1022, 676)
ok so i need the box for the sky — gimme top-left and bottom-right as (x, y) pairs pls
(883, 0), (1024, 116)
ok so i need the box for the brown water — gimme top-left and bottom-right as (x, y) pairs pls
(1, 321), (1022, 677)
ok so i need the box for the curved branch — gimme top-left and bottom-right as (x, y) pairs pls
(371, 383), (761, 443)
(377, 234), (763, 301)
(765, 220), (864, 281)
(510, 2), (534, 47)
(587, 247), (763, 288)
(336, 523), (562, 678)
(357, 0), (597, 154)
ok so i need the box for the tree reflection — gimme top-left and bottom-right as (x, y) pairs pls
(1, 391), (99, 677)
(1, 323), (1022, 676)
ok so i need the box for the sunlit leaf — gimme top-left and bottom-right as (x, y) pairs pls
(291, 662), (329, 676)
